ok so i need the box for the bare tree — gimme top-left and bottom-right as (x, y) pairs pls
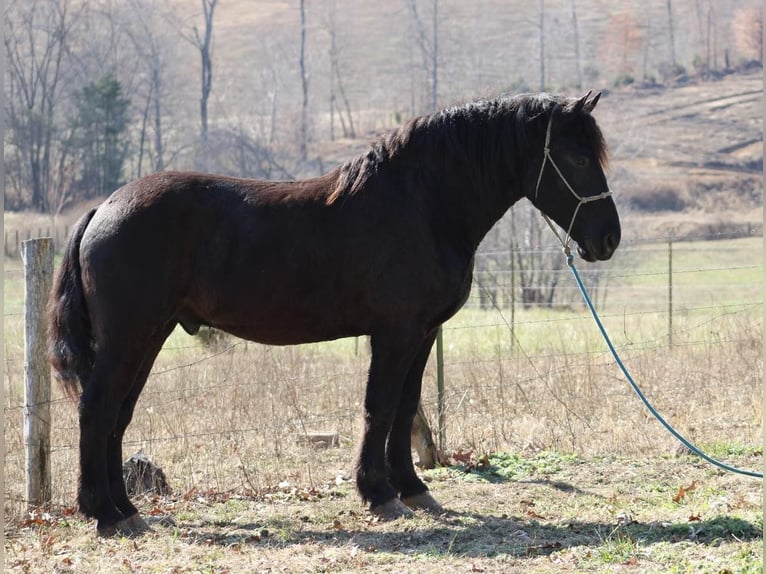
(513, 204), (563, 308)
(323, 1), (355, 140)
(666, 0), (677, 69)
(430, 0), (438, 111)
(731, 4), (763, 65)
(299, 0), (309, 161)
(601, 10), (645, 83)
(538, 0), (545, 91)
(5, 0), (82, 212)
(570, 0), (582, 89)
(405, 0), (439, 113)
(124, 0), (174, 176)
(187, 0), (218, 172)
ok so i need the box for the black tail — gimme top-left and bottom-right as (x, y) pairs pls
(48, 208), (98, 400)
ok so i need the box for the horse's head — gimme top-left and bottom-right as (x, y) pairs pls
(526, 91), (620, 262)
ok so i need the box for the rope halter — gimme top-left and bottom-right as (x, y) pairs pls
(534, 109), (613, 256)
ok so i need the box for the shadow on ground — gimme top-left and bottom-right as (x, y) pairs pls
(169, 510), (761, 558)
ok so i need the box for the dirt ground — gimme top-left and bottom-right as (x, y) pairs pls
(4, 449), (762, 573)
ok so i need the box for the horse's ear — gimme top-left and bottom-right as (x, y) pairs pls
(571, 90), (592, 113)
(584, 91), (601, 113)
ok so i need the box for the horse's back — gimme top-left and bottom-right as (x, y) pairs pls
(78, 172), (373, 343)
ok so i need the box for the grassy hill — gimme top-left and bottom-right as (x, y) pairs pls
(594, 70), (762, 241)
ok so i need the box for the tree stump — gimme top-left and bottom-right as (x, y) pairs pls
(411, 403), (439, 469)
(123, 452), (171, 496)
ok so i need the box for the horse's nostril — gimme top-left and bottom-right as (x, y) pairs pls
(604, 231), (620, 253)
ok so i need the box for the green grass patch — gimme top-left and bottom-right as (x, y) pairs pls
(427, 450), (579, 483)
(697, 441), (763, 458)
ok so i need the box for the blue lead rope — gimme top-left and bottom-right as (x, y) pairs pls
(566, 253), (763, 479)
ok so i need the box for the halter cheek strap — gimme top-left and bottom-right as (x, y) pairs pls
(534, 110), (613, 254)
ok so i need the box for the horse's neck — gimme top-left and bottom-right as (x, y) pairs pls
(420, 125), (527, 252)
(434, 164), (524, 253)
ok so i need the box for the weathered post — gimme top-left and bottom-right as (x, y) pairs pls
(668, 234), (673, 349)
(509, 211), (516, 350)
(22, 238), (54, 507)
(436, 326), (446, 451)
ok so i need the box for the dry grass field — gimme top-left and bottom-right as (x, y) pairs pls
(3, 230), (762, 572)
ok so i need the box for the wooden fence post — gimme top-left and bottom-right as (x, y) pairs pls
(436, 326), (446, 452)
(668, 234), (673, 350)
(509, 210), (516, 351)
(22, 238), (54, 507)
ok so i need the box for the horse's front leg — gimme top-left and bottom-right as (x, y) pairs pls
(355, 329), (425, 519)
(386, 329), (444, 513)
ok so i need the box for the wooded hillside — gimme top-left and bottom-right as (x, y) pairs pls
(5, 0), (762, 225)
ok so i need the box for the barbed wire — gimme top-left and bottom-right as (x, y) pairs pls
(2, 327), (755, 415)
(4, 232), (762, 459)
(3, 334), (757, 459)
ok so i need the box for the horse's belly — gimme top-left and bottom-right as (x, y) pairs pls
(184, 281), (363, 346)
(207, 312), (359, 346)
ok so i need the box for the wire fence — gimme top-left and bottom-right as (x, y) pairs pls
(3, 229), (763, 509)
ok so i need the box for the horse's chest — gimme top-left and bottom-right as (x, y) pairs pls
(424, 255), (474, 324)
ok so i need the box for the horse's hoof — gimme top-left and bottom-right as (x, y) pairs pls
(401, 492), (444, 513)
(96, 513), (151, 537)
(370, 498), (414, 520)
(122, 513), (151, 533)
(95, 522), (118, 538)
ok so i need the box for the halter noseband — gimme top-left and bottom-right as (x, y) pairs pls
(534, 109), (613, 255)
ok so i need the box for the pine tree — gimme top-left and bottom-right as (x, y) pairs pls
(74, 73), (131, 199)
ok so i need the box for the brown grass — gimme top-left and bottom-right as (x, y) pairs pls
(4, 312), (761, 518)
(3, 235), (762, 571)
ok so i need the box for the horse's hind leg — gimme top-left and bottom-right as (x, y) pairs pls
(77, 350), (137, 533)
(386, 330), (443, 513)
(105, 327), (174, 533)
(78, 341), (163, 537)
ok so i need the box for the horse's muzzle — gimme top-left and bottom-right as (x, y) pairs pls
(578, 228), (621, 262)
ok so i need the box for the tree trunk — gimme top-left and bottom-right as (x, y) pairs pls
(194, 0), (217, 172)
(431, 0), (438, 111)
(299, 0), (309, 161)
(539, 0), (545, 91)
(666, 0), (676, 68)
(570, 0), (582, 89)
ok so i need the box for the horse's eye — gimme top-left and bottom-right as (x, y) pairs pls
(574, 156), (589, 168)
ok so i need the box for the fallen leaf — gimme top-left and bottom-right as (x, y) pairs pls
(452, 449), (474, 464)
(672, 480), (697, 503)
(688, 513), (702, 522)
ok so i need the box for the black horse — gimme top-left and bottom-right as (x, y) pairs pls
(48, 91), (620, 536)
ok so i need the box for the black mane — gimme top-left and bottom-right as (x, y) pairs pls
(328, 93), (608, 204)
